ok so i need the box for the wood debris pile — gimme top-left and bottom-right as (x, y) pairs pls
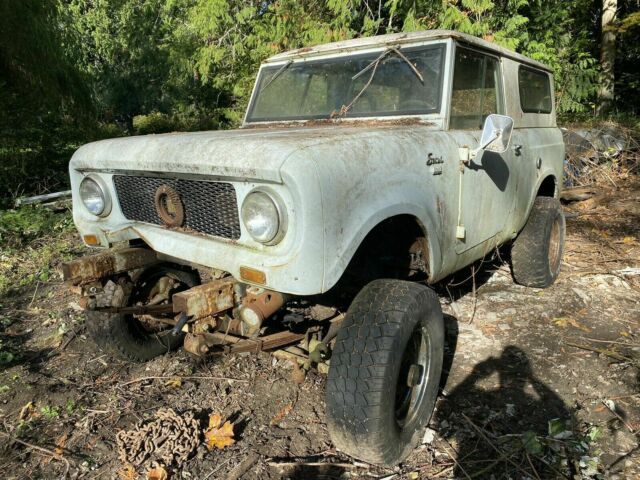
(563, 123), (639, 187)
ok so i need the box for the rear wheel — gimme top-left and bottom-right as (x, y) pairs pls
(86, 264), (200, 362)
(511, 197), (565, 288)
(326, 279), (444, 466)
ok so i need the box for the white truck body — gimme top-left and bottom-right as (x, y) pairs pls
(69, 30), (564, 296)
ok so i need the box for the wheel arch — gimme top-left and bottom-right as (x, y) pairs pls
(519, 172), (558, 234)
(322, 208), (443, 292)
(536, 174), (558, 198)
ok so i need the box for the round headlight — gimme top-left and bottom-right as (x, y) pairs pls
(79, 176), (110, 216)
(241, 191), (285, 244)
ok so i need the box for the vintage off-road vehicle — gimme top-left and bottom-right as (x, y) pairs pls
(63, 30), (565, 465)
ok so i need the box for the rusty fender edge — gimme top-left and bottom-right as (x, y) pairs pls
(61, 247), (158, 286)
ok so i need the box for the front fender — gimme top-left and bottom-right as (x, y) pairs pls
(283, 127), (464, 292)
(294, 138), (448, 291)
(323, 202), (443, 291)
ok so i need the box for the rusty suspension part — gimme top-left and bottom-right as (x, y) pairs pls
(238, 288), (286, 336)
(172, 278), (235, 318)
(183, 330), (307, 357)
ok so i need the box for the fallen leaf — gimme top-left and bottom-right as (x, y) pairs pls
(204, 414), (235, 450)
(45, 434), (68, 465)
(147, 465), (168, 480)
(554, 317), (591, 333)
(18, 401), (37, 421)
(84, 436), (98, 451)
(118, 464), (137, 480)
(54, 434), (67, 456)
(289, 361), (305, 384)
(522, 430), (543, 454)
(480, 324), (498, 336)
(270, 403), (293, 425)
(622, 236), (636, 245)
(164, 378), (182, 389)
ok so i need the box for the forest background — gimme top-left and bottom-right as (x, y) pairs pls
(1, 0), (638, 207)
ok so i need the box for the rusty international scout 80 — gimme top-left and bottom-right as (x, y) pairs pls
(63, 30), (565, 465)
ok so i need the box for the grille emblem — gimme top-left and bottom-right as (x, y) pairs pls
(154, 185), (185, 227)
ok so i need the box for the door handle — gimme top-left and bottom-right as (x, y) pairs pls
(513, 144), (523, 156)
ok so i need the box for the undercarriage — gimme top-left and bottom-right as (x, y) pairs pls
(62, 246), (340, 370)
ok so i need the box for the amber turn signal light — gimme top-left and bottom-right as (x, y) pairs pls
(83, 234), (100, 246)
(239, 266), (266, 285)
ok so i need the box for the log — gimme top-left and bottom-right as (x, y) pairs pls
(14, 190), (72, 207)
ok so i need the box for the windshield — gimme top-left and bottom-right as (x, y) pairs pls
(246, 44), (446, 122)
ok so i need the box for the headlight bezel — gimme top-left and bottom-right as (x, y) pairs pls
(241, 188), (287, 245)
(79, 174), (111, 217)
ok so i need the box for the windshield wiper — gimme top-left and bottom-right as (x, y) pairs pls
(333, 46), (424, 118)
(259, 60), (293, 93)
(388, 46), (424, 83)
(351, 48), (393, 81)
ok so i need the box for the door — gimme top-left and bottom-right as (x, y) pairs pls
(449, 46), (517, 254)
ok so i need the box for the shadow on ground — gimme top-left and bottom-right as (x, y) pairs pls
(436, 345), (575, 478)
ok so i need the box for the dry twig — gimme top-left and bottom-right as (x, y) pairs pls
(461, 413), (542, 479)
(0, 430), (70, 478)
(601, 400), (637, 434)
(118, 375), (248, 387)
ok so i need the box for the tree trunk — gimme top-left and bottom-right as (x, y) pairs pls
(597, 0), (617, 116)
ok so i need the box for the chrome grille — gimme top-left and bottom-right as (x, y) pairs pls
(113, 175), (241, 240)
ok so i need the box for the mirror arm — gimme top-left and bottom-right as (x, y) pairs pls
(480, 130), (500, 150)
(471, 130), (500, 159)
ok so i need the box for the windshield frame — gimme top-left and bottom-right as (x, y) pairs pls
(243, 40), (449, 124)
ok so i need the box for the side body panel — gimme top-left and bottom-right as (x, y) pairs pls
(501, 56), (564, 230)
(311, 126), (534, 292)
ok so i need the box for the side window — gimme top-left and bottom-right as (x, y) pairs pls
(518, 66), (552, 113)
(450, 47), (502, 130)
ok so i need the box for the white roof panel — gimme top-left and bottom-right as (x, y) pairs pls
(265, 29), (552, 72)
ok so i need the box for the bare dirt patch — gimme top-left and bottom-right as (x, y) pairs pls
(0, 179), (638, 480)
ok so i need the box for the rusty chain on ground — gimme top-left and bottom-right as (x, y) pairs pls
(115, 408), (200, 467)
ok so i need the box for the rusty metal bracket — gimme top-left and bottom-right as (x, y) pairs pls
(172, 278), (235, 319)
(90, 304), (175, 316)
(62, 248), (158, 286)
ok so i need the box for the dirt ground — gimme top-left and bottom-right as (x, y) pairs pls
(0, 179), (638, 480)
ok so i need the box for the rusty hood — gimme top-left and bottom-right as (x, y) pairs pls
(70, 127), (328, 183)
(70, 122), (434, 183)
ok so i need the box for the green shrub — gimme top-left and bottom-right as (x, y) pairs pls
(133, 112), (176, 135)
(97, 122), (126, 139)
(0, 206), (73, 248)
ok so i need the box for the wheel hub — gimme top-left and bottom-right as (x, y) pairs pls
(395, 326), (430, 428)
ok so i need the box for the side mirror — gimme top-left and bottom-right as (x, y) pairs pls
(478, 114), (514, 154)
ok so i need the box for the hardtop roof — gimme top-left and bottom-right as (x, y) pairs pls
(265, 29), (552, 72)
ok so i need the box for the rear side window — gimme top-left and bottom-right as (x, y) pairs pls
(518, 66), (552, 113)
(450, 47), (502, 130)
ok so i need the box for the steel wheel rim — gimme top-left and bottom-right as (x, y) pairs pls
(395, 325), (431, 428)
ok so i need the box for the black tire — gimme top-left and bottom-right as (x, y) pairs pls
(511, 197), (565, 288)
(86, 264), (200, 362)
(326, 279), (444, 466)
